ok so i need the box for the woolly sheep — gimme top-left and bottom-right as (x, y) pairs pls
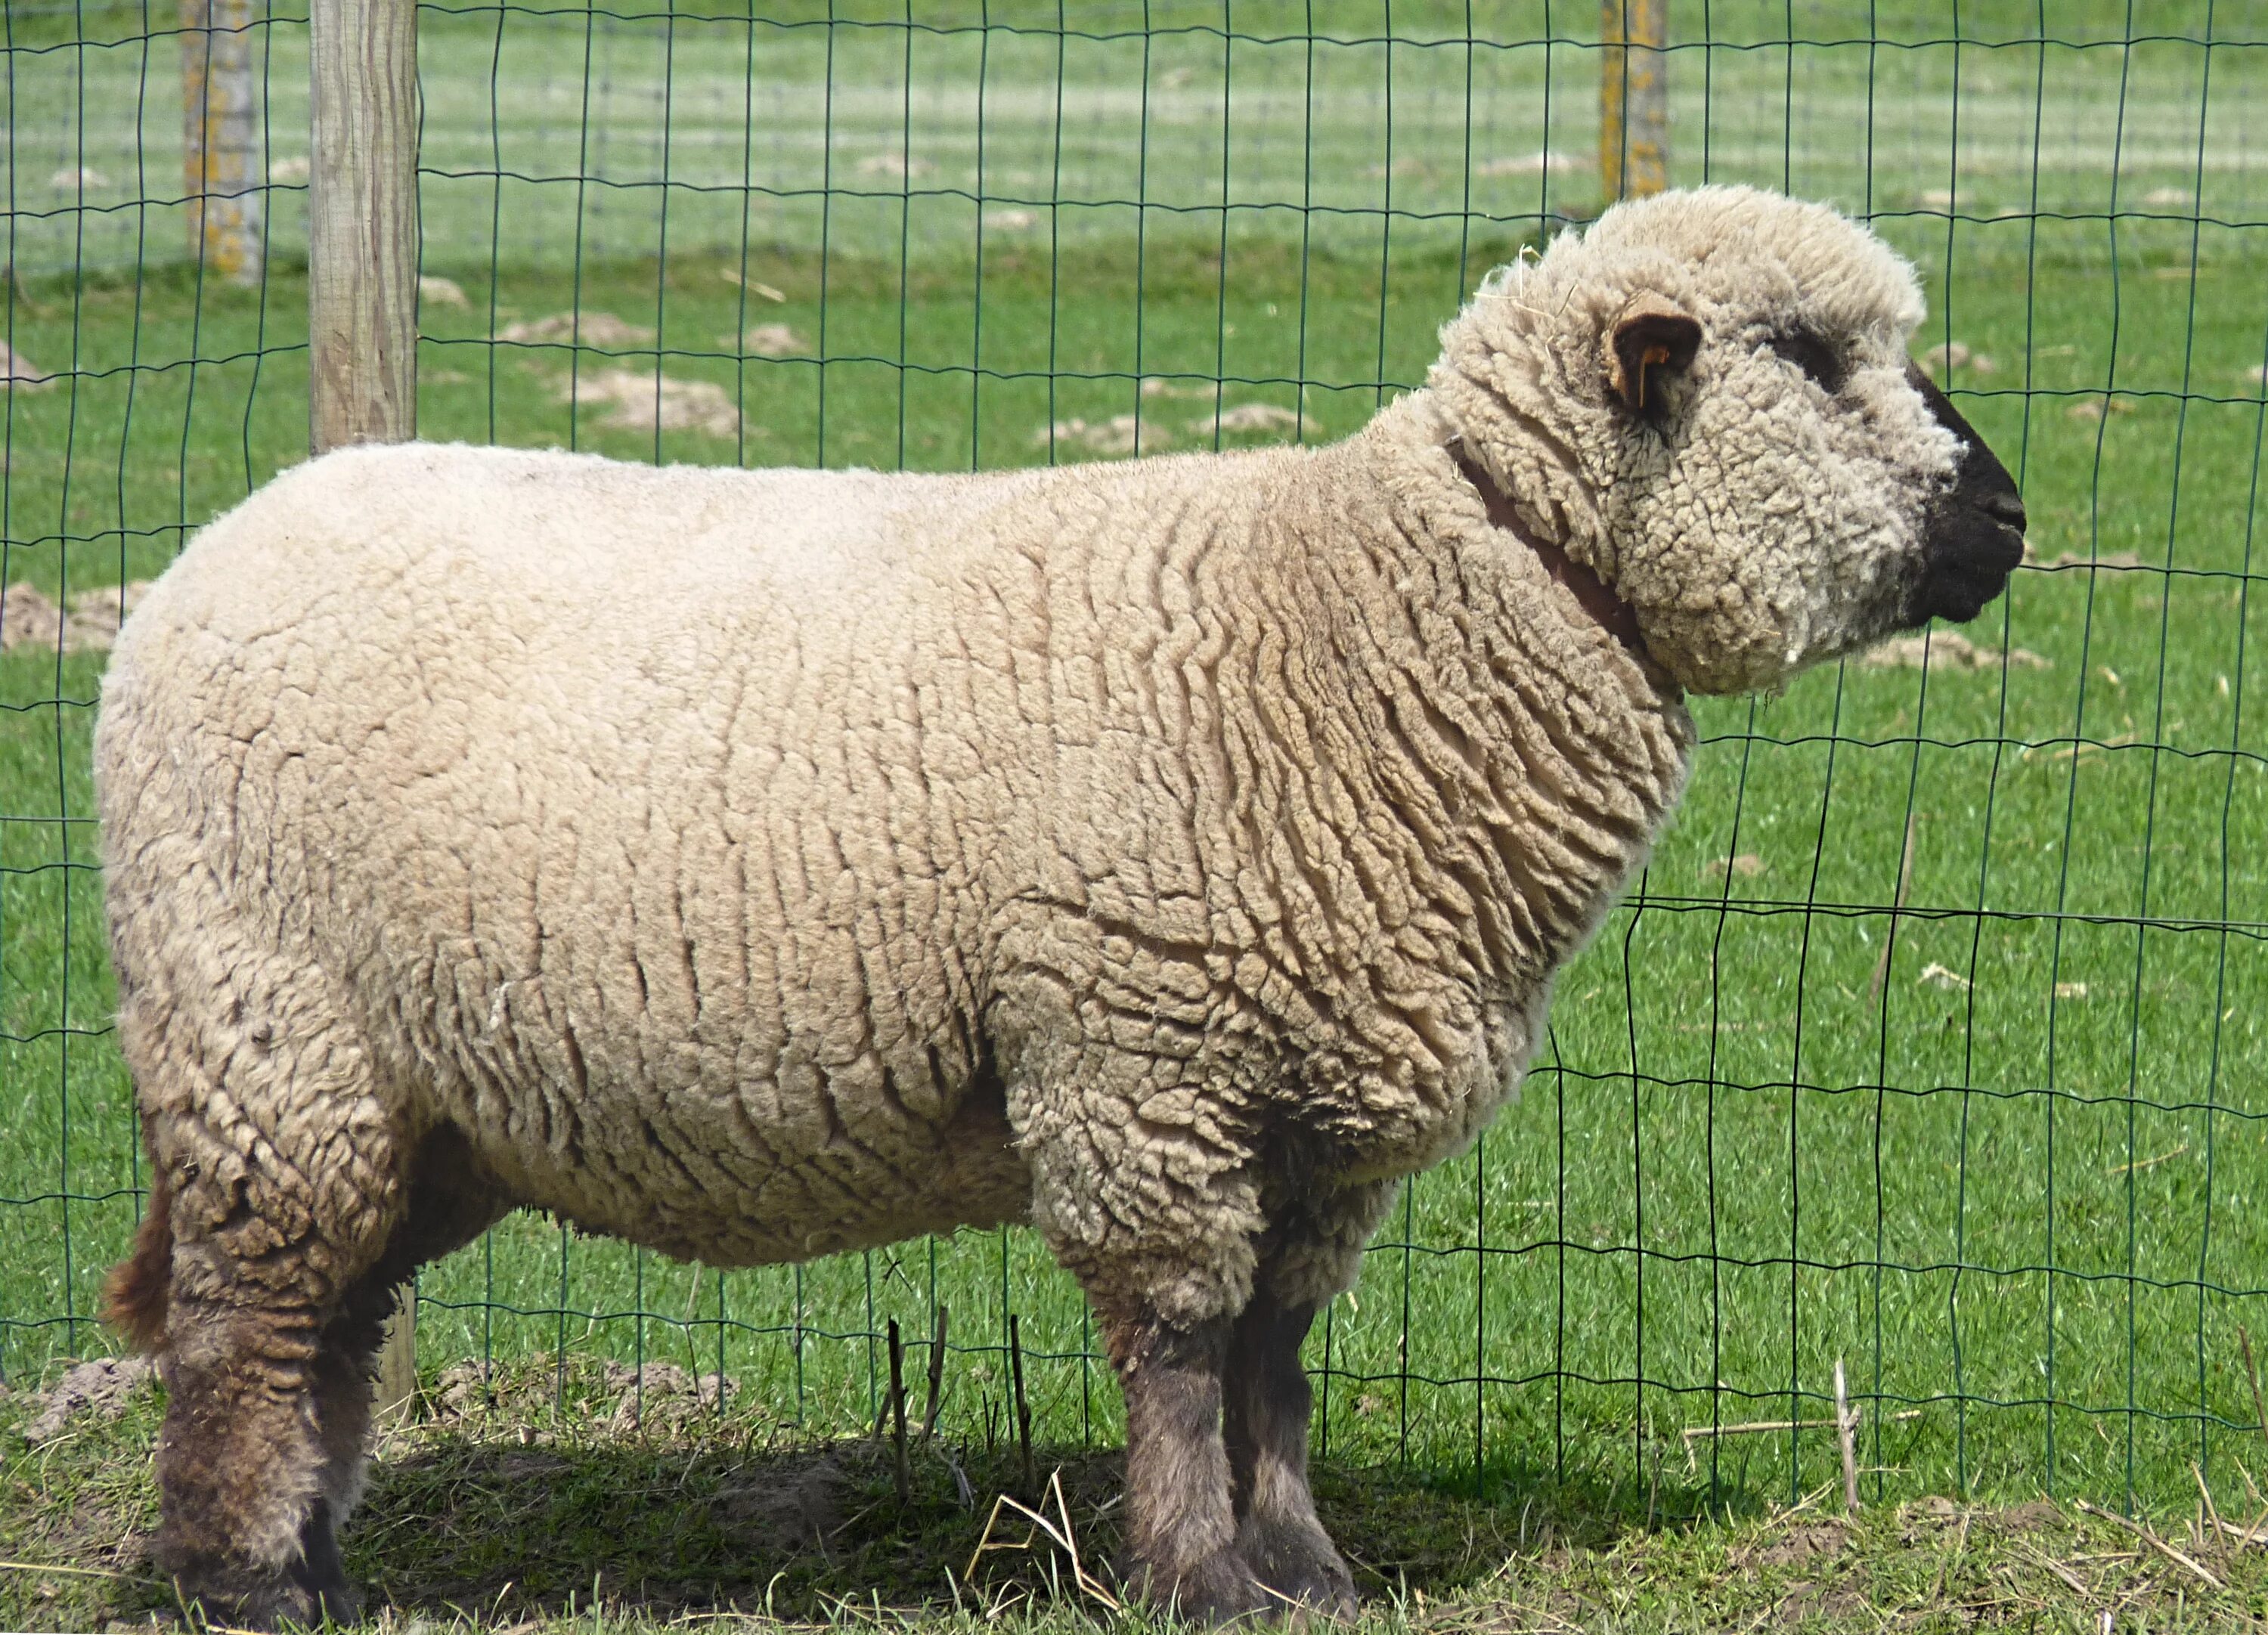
(98, 184), (2024, 1627)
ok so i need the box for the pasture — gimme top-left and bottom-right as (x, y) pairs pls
(3, 2), (2267, 1627)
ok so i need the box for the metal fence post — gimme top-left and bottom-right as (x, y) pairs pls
(1600, 0), (1669, 201)
(308, 0), (420, 1420)
(180, 0), (264, 285)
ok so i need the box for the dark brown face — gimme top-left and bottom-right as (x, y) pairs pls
(1903, 361), (2027, 624)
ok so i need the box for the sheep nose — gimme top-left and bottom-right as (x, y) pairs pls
(1980, 489), (2027, 532)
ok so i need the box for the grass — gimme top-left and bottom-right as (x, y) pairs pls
(5, 17), (2268, 1628)
(6, 213), (2268, 1516)
(14, 4), (2268, 280)
(10, 1358), (2268, 1633)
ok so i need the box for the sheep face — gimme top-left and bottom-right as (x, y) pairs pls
(1433, 184), (2025, 695)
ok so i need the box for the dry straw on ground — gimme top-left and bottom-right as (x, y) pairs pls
(556, 370), (743, 439)
(1032, 415), (1170, 457)
(1861, 630), (2050, 673)
(1473, 150), (1581, 177)
(1188, 402), (1321, 438)
(499, 311), (654, 347)
(1, 581), (153, 653)
(1922, 340), (1996, 375)
(719, 269), (789, 302)
(733, 324), (809, 357)
(0, 342), (54, 391)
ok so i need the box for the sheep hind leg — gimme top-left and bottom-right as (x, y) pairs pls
(1101, 1306), (1275, 1625)
(301, 1123), (517, 1591)
(1223, 1293), (1354, 1619)
(151, 1294), (360, 1630)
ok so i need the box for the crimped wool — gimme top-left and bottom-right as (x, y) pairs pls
(97, 186), (1969, 1333)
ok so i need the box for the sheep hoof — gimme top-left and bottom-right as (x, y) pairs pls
(1236, 1518), (1358, 1622)
(163, 1553), (362, 1631)
(1129, 1545), (1278, 1626)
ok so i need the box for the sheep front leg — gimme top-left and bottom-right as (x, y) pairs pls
(1104, 1306), (1276, 1624)
(1224, 1292), (1353, 1617)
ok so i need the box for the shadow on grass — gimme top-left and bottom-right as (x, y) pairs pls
(0, 1354), (1806, 1628)
(346, 1423), (1728, 1623)
(0, 1355), (1743, 1628)
(11, 1358), (2264, 1634)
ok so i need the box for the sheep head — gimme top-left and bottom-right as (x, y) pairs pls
(1430, 183), (2026, 695)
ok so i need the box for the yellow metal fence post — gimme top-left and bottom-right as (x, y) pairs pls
(181, 0), (264, 285)
(1600, 0), (1670, 202)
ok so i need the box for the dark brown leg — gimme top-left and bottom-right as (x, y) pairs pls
(152, 1296), (358, 1630)
(1223, 1293), (1354, 1618)
(153, 1124), (510, 1630)
(1107, 1308), (1275, 1624)
(304, 1125), (513, 1556)
(296, 1273), (395, 1600)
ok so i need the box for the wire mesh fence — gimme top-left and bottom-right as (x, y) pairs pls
(4, 1), (2266, 1519)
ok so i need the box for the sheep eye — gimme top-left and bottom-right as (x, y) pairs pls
(1771, 329), (1845, 395)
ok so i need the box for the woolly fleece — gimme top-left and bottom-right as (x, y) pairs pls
(99, 185), (1974, 1346)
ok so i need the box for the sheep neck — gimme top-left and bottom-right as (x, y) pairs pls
(1445, 440), (1649, 659)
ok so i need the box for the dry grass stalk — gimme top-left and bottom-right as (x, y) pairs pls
(2011, 1539), (2093, 1598)
(922, 1304), (950, 1440)
(719, 268), (788, 302)
(963, 1469), (1122, 1612)
(1834, 1358), (1861, 1513)
(1869, 813), (1917, 1001)
(0, 1559), (138, 1581)
(1680, 1408), (1919, 1473)
(1009, 1314), (1035, 1493)
(2195, 1461), (2226, 1555)
(2242, 1327), (2268, 1449)
(2071, 1499), (2224, 1590)
(886, 1319), (910, 1505)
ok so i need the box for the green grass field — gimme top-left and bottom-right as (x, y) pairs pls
(11, 1361), (2268, 1633)
(5, 10), (2268, 1612)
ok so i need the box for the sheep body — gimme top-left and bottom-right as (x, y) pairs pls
(98, 185), (2025, 1627)
(101, 412), (1687, 1324)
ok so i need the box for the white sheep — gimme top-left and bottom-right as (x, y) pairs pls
(98, 184), (2023, 1627)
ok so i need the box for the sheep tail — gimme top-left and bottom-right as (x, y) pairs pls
(104, 1166), (172, 1354)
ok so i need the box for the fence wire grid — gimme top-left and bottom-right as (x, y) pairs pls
(4, 1), (2267, 1519)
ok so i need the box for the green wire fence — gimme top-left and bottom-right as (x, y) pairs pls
(3, 1), (2266, 1520)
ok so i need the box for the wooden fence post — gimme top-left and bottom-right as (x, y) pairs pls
(309, 0), (420, 1420)
(1600, 0), (1670, 202)
(309, 0), (418, 454)
(181, 0), (263, 285)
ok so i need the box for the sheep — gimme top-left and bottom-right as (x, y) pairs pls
(98, 184), (2024, 1628)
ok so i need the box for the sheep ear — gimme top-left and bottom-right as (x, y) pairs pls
(1607, 295), (1703, 418)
